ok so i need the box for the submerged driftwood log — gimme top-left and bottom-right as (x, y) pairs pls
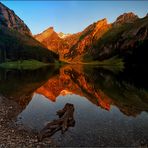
(38, 103), (75, 141)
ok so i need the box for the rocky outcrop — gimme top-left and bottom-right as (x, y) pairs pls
(64, 18), (111, 62)
(0, 2), (31, 35)
(63, 32), (81, 48)
(113, 12), (139, 26)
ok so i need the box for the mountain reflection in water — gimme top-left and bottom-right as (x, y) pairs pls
(0, 65), (148, 146)
(35, 65), (148, 115)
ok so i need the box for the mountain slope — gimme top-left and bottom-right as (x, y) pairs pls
(0, 27), (58, 63)
(35, 12), (148, 64)
(34, 19), (111, 62)
(0, 2), (31, 35)
(92, 14), (148, 64)
(0, 3), (58, 64)
(34, 27), (69, 59)
(64, 18), (111, 62)
(64, 12), (148, 64)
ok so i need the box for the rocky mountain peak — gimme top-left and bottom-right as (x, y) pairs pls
(0, 2), (32, 35)
(96, 18), (108, 25)
(44, 27), (54, 32)
(34, 26), (69, 55)
(113, 12), (139, 26)
(34, 26), (56, 42)
(95, 18), (108, 30)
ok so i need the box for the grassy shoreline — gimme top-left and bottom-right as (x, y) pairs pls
(0, 57), (124, 71)
(0, 60), (49, 70)
(62, 56), (124, 66)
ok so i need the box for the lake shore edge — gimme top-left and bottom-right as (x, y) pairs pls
(0, 96), (55, 147)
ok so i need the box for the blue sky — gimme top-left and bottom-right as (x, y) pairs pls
(2, 1), (148, 35)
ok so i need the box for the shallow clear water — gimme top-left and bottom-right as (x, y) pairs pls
(0, 65), (148, 146)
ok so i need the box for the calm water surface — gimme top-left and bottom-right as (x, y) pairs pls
(0, 65), (148, 146)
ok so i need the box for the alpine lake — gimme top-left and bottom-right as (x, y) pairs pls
(0, 64), (148, 147)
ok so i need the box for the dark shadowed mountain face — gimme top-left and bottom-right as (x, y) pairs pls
(0, 27), (58, 63)
(0, 2), (31, 35)
(93, 15), (148, 64)
(0, 3), (58, 63)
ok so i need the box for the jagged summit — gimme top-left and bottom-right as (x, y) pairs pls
(0, 2), (31, 35)
(34, 26), (55, 41)
(43, 27), (54, 32)
(113, 12), (139, 25)
(96, 18), (108, 24)
(35, 26), (69, 54)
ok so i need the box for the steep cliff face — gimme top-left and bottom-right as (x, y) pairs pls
(64, 19), (111, 62)
(63, 32), (81, 47)
(0, 2), (58, 63)
(0, 2), (31, 35)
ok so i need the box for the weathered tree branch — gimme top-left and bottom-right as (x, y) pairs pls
(38, 103), (75, 141)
